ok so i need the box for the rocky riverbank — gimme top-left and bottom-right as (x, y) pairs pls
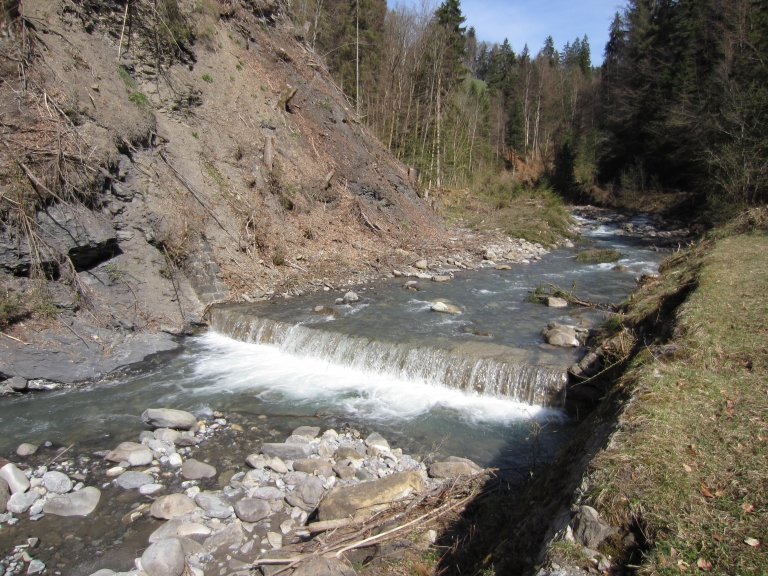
(0, 407), (485, 575)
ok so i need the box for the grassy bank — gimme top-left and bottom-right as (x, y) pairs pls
(436, 170), (573, 246)
(585, 214), (768, 574)
(424, 209), (767, 576)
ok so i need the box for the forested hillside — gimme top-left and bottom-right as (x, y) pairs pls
(305, 0), (767, 217)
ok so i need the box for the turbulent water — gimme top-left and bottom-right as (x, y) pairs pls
(0, 215), (664, 470)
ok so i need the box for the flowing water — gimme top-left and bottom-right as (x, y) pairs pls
(0, 215), (663, 472)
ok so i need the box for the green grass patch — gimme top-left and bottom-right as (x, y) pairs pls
(202, 74), (213, 83)
(128, 92), (151, 111)
(575, 248), (622, 263)
(117, 65), (136, 89)
(586, 227), (768, 575)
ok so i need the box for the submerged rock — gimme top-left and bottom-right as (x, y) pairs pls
(0, 477), (9, 512)
(141, 408), (199, 431)
(150, 493), (199, 519)
(7, 490), (41, 514)
(115, 471), (153, 490)
(16, 443), (38, 457)
(43, 486), (101, 516)
(181, 459), (217, 480)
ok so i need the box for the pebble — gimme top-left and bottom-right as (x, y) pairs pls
(139, 483), (165, 496)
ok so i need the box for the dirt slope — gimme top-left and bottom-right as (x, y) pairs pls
(0, 0), (446, 383)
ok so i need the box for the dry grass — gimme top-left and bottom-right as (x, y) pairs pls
(586, 231), (768, 574)
(435, 170), (572, 246)
(575, 248), (622, 263)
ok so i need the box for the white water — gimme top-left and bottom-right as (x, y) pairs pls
(193, 332), (557, 425)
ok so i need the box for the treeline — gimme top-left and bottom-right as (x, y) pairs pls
(291, 0), (767, 212)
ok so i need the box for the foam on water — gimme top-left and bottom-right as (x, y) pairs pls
(193, 331), (557, 426)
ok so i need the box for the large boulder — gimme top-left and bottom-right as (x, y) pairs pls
(43, 486), (101, 516)
(0, 463), (30, 494)
(570, 505), (617, 548)
(260, 443), (312, 460)
(541, 322), (580, 347)
(141, 408), (198, 431)
(141, 538), (186, 576)
(150, 494), (199, 519)
(318, 470), (425, 521)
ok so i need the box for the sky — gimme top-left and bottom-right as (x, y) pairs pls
(389, 0), (625, 65)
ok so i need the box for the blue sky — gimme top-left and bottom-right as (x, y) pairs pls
(389, 0), (626, 65)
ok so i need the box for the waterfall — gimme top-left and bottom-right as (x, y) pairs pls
(209, 307), (568, 407)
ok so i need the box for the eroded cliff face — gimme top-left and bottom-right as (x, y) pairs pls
(0, 0), (443, 383)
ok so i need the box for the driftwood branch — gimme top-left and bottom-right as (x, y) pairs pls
(526, 283), (616, 311)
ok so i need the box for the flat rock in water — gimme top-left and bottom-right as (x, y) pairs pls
(115, 471), (154, 490)
(318, 470), (424, 521)
(182, 459), (217, 480)
(104, 442), (153, 465)
(139, 483), (164, 496)
(141, 408), (198, 431)
(150, 493), (199, 519)
(7, 490), (41, 514)
(43, 471), (73, 494)
(432, 276), (451, 282)
(260, 443), (312, 460)
(195, 492), (232, 518)
(141, 538), (186, 576)
(430, 301), (460, 314)
(495, 264), (511, 270)
(546, 296), (568, 308)
(292, 426), (321, 439)
(16, 443), (38, 457)
(43, 486), (100, 516)
(234, 498), (271, 522)
(204, 521), (244, 553)
(0, 463), (30, 494)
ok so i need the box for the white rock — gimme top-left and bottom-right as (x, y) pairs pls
(0, 463), (30, 494)
(43, 471), (73, 494)
(168, 453), (183, 467)
(16, 443), (38, 457)
(106, 466), (126, 478)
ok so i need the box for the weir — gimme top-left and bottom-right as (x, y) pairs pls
(209, 306), (570, 407)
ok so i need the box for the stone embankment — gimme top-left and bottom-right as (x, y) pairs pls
(0, 408), (484, 576)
